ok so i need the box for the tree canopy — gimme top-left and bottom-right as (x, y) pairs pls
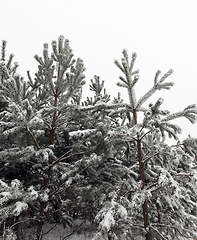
(0, 36), (197, 240)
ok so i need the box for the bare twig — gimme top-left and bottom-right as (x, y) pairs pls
(150, 226), (168, 240)
(151, 223), (193, 239)
(43, 223), (57, 235)
(62, 220), (86, 240)
(10, 218), (37, 229)
(143, 153), (160, 164)
(140, 130), (152, 141)
(43, 120), (52, 129)
(151, 186), (162, 193)
(170, 143), (184, 148)
(146, 183), (158, 191)
(48, 149), (73, 170)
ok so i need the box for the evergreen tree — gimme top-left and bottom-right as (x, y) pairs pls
(0, 37), (87, 240)
(1, 38), (197, 240)
(69, 50), (197, 240)
(90, 50), (197, 240)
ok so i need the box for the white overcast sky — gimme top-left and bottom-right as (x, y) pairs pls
(1, 0), (197, 142)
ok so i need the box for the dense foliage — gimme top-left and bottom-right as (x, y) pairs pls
(0, 37), (197, 240)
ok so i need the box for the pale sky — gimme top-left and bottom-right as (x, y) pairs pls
(1, 0), (197, 142)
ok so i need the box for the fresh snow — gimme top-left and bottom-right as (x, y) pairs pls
(100, 210), (115, 232)
(69, 129), (97, 137)
(13, 201), (28, 216)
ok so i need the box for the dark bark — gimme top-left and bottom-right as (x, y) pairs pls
(137, 137), (152, 240)
(36, 93), (58, 240)
(133, 107), (152, 240)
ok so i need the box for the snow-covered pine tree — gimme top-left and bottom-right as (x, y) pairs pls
(69, 50), (197, 240)
(0, 40), (41, 239)
(64, 76), (129, 223)
(1, 38), (197, 240)
(91, 50), (197, 240)
(0, 39), (129, 240)
(0, 37), (88, 240)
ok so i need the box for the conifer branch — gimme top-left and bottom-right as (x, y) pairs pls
(114, 59), (125, 73)
(25, 126), (40, 150)
(115, 50), (138, 111)
(154, 70), (161, 85)
(10, 218), (36, 229)
(150, 223), (193, 239)
(136, 70), (174, 110)
(6, 53), (14, 70)
(150, 186), (162, 193)
(1, 40), (6, 61)
(150, 226), (168, 240)
(143, 153), (160, 164)
(48, 149), (73, 170)
(129, 52), (137, 72)
(118, 76), (128, 85)
(43, 120), (52, 130)
(62, 220), (86, 240)
(53, 118), (72, 130)
(140, 130), (152, 141)
(146, 183), (158, 190)
(161, 105), (197, 124)
(89, 76), (104, 95)
(48, 160), (91, 199)
(116, 82), (128, 88)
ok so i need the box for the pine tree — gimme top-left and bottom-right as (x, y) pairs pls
(0, 37), (87, 240)
(1, 39), (197, 240)
(91, 50), (197, 240)
(70, 50), (197, 240)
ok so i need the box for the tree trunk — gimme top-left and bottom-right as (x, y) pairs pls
(36, 220), (44, 240)
(137, 136), (152, 240)
(131, 107), (152, 240)
(35, 167), (51, 240)
(36, 93), (58, 239)
(143, 200), (152, 240)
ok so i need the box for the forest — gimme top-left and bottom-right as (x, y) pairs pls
(0, 36), (197, 240)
